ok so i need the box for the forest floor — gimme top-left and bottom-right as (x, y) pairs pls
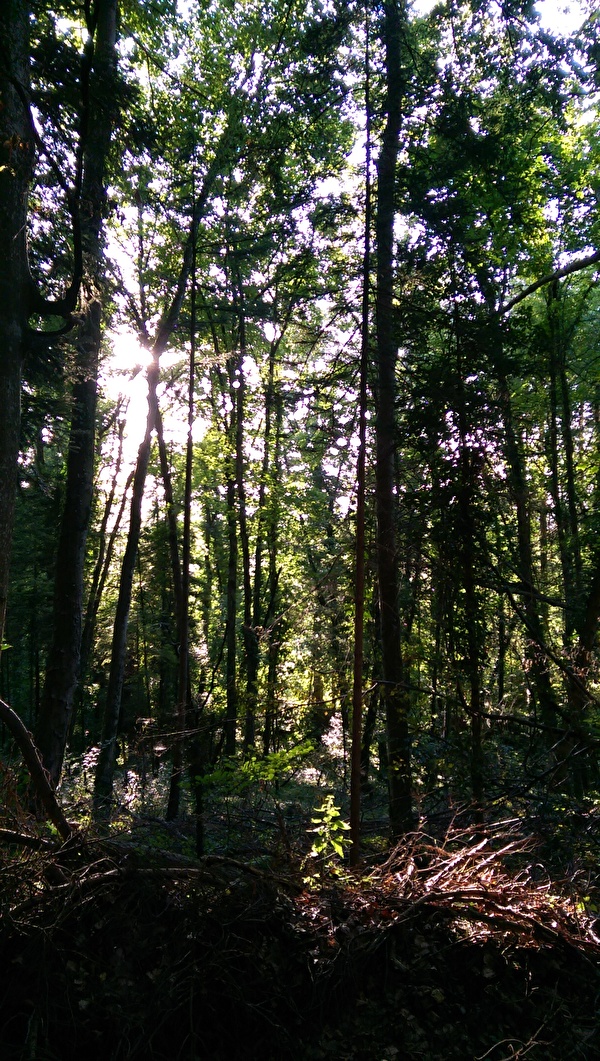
(1, 775), (599, 1061)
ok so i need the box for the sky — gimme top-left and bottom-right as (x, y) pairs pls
(534, 0), (587, 33)
(410, 0), (587, 32)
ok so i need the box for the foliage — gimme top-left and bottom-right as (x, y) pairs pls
(308, 793), (351, 861)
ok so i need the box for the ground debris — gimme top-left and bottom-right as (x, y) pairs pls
(0, 825), (598, 1059)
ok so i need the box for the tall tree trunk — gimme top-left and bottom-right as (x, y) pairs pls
(453, 312), (486, 812)
(350, 4), (371, 864)
(457, 439), (485, 810)
(545, 286), (577, 645)
(224, 470), (238, 757)
(166, 223), (196, 820)
(0, 0), (33, 651)
(35, 0), (119, 785)
(263, 366), (284, 756)
(35, 326), (100, 782)
(254, 328), (291, 755)
(232, 313), (258, 752)
(1, 0), (84, 659)
(155, 407), (184, 612)
(374, 0), (412, 837)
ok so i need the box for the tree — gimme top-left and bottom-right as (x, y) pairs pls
(0, 0), (81, 649)
(92, 0), (354, 810)
(35, 0), (120, 786)
(374, 0), (413, 836)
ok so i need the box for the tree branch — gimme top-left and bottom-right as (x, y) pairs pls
(7, 74), (83, 319)
(498, 249), (600, 316)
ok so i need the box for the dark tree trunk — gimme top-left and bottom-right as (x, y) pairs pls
(374, 0), (412, 837)
(263, 367), (284, 756)
(495, 364), (559, 730)
(233, 318), (258, 752)
(0, 0), (33, 651)
(79, 464), (134, 707)
(35, 0), (119, 785)
(35, 343), (99, 783)
(224, 469), (238, 757)
(166, 233), (196, 820)
(350, 9), (371, 863)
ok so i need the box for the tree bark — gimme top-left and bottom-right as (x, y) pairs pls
(224, 478), (239, 757)
(230, 305), (258, 753)
(374, 0), (412, 837)
(33, 0), (119, 785)
(350, 8), (371, 863)
(0, 0), (34, 651)
(263, 355), (284, 755)
(166, 225), (196, 820)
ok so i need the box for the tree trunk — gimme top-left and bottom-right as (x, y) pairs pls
(166, 231), (196, 820)
(350, 8), (371, 864)
(374, 0), (412, 837)
(93, 358), (158, 813)
(35, 336), (99, 783)
(263, 368), (284, 756)
(224, 467), (238, 757)
(78, 463), (134, 712)
(232, 314), (259, 752)
(34, 0), (119, 785)
(0, 0), (33, 651)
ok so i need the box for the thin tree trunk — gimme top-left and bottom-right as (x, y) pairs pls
(224, 470), (238, 757)
(79, 466), (135, 700)
(93, 360), (158, 813)
(263, 375), (284, 756)
(350, 10), (371, 863)
(35, 334), (100, 782)
(166, 216), (196, 819)
(546, 288), (576, 645)
(453, 310), (485, 813)
(496, 365), (559, 729)
(232, 311), (258, 752)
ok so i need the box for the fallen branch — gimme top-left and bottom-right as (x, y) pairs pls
(0, 698), (73, 841)
(0, 828), (59, 851)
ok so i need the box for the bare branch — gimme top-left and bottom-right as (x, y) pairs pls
(499, 249), (600, 315)
(0, 698), (73, 841)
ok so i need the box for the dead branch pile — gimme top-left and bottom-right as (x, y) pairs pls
(0, 823), (598, 1060)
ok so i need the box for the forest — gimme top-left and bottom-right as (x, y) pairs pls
(1, 0), (600, 1057)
